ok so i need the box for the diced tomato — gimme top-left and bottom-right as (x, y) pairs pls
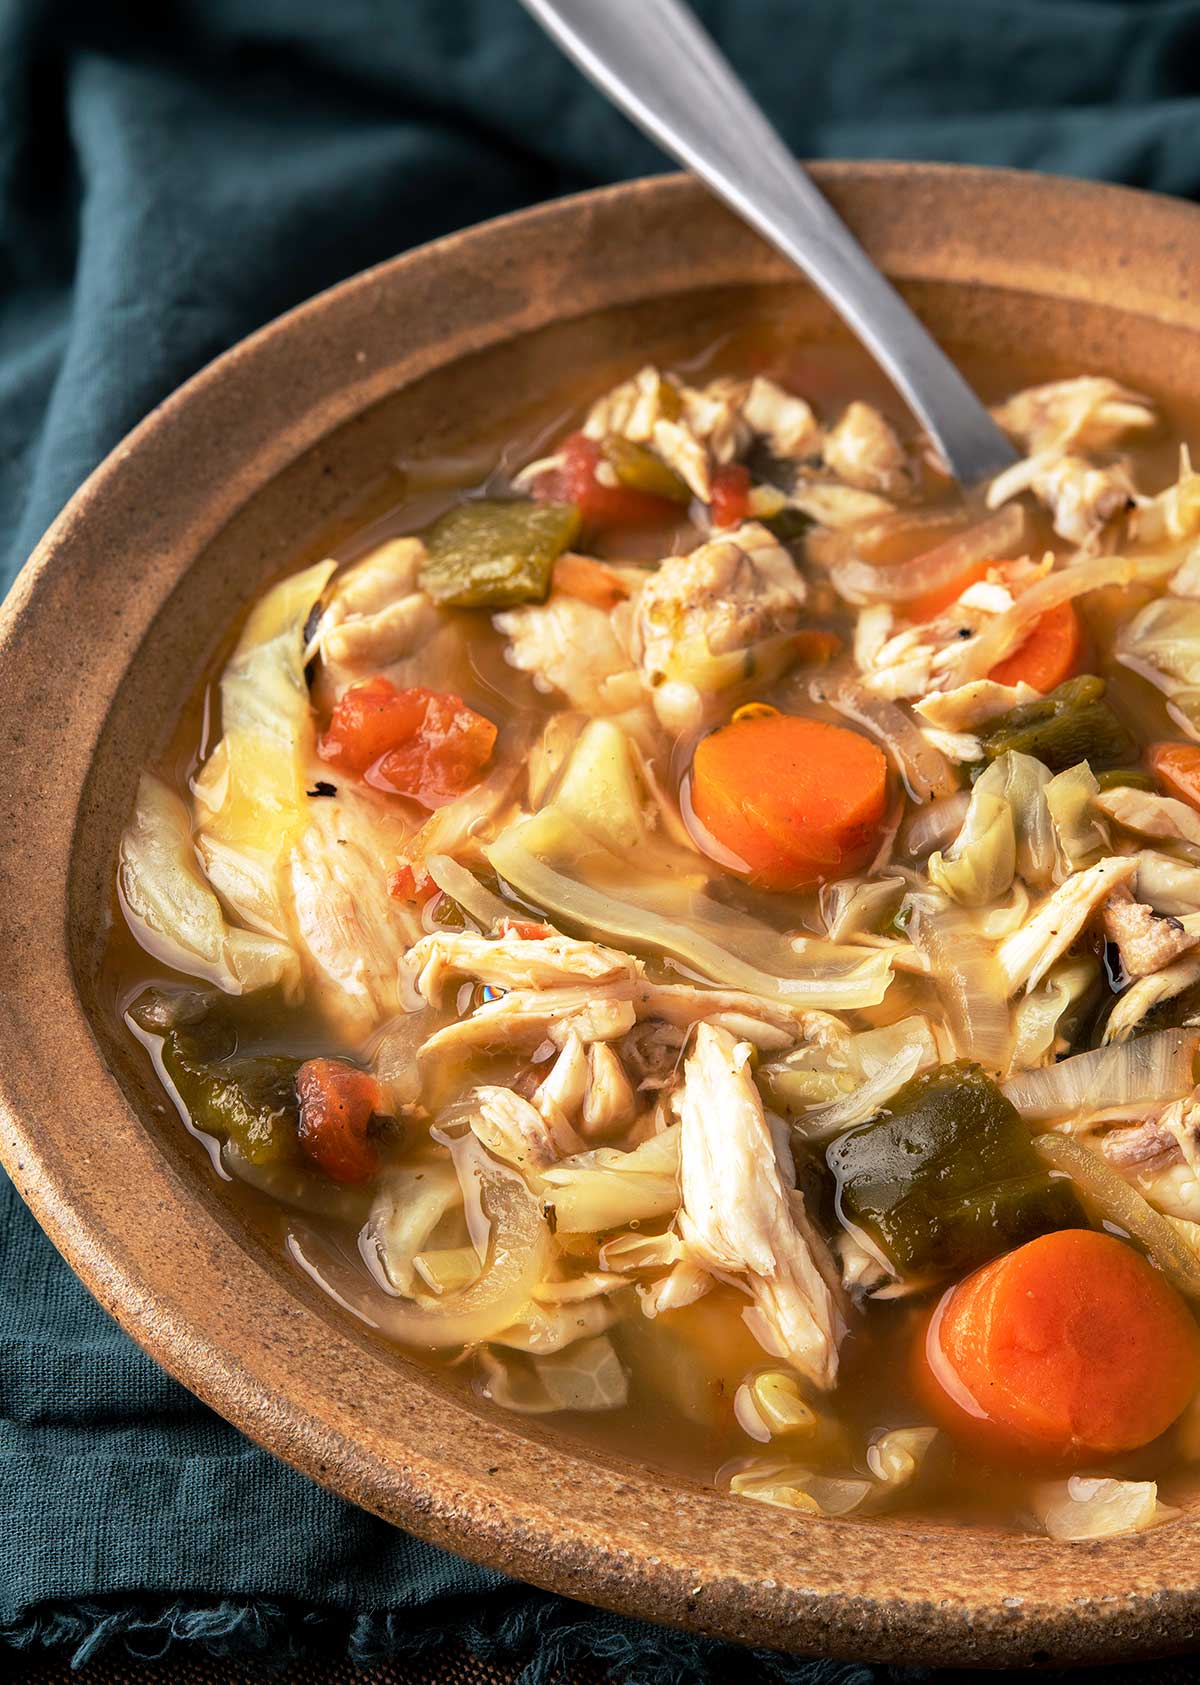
(988, 600), (1083, 692)
(296, 1058), (384, 1184)
(533, 432), (681, 531)
(387, 862), (438, 906)
(318, 676), (497, 810)
(709, 462), (751, 529)
(499, 917), (552, 940)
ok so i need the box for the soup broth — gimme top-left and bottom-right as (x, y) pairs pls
(104, 326), (1200, 1538)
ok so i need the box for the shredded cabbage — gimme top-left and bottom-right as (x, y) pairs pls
(540, 1126), (682, 1233)
(1117, 595), (1200, 730)
(928, 791), (1015, 907)
(1034, 1476), (1173, 1542)
(786, 1045), (927, 1141)
(909, 894), (1012, 1070)
(488, 810), (895, 1012)
(193, 560), (336, 935)
(119, 772), (300, 997)
(1045, 761), (1109, 874)
(820, 875), (905, 941)
(423, 854), (515, 931)
(1008, 956), (1097, 1070)
(346, 1136), (551, 1346)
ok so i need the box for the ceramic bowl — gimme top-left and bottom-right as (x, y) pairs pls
(5, 166), (1200, 1667)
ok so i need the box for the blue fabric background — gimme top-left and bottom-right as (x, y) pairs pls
(7, 1), (1200, 1676)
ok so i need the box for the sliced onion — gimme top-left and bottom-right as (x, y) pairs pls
(1003, 1030), (1199, 1121)
(293, 1137), (550, 1349)
(1031, 1131), (1200, 1298)
(477, 1335), (629, 1415)
(813, 678), (958, 802)
(423, 853), (514, 930)
(899, 792), (970, 859)
(488, 811), (895, 1011)
(827, 505), (1027, 606)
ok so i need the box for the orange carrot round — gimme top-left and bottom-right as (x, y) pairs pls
(690, 713), (887, 890)
(988, 600), (1082, 692)
(905, 558), (993, 622)
(1149, 741), (1200, 813)
(920, 1229), (1200, 1464)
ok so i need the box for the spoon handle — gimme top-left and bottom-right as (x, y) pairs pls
(520, 0), (1016, 487)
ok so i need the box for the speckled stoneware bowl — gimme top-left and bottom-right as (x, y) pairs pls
(5, 166), (1200, 1668)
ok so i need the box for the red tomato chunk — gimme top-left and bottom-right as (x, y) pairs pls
(318, 676), (497, 810)
(534, 432), (681, 531)
(296, 1058), (384, 1184)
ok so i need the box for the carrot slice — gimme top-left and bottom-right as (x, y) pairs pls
(988, 599), (1082, 692)
(905, 559), (993, 622)
(534, 432), (681, 531)
(1148, 741), (1200, 813)
(920, 1229), (1200, 1464)
(690, 713), (887, 890)
(296, 1058), (383, 1184)
(551, 552), (630, 611)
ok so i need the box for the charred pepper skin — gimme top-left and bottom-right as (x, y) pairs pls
(980, 674), (1134, 773)
(419, 499), (581, 608)
(826, 1061), (1083, 1279)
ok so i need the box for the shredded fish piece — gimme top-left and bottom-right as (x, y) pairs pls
(1102, 889), (1199, 980)
(995, 856), (1138, 994)
(914, 680), (1040, 732)
(495, 596), (643, 716)
(1097, 787), (1200, 851)
(632, 522), (806, 729)
(306, 538), (439, 682)
(675, 1023), (846, 1389)
(742, 376), (821, 459)
(404, 930), (640, 1004)
(473, 1085), (576, 1171)
(823, 402), (912, 498)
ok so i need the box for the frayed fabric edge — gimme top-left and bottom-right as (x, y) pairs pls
(1, 1592), (890, 1685)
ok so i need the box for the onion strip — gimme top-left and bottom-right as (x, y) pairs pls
(297, 1137), (551, 1349)
(1031, 1132), (1200, 1299)
(828, 505), (1027, 607)
(1002, 1030), (1199, 1121)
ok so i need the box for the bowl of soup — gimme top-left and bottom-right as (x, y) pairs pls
(6, 164), (1200, 1666)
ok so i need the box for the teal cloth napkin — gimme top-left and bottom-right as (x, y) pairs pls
(5, 1), (1200, 1677)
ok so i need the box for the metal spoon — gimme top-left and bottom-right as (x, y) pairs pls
(519, 0), (1017, 487)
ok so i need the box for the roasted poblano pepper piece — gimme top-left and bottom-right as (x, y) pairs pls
(979, 675), (1133, 773)
(420, 499), (581, 608)
(600, 436), (691, 503)
(131, 994), (302, 1167)
(1095, 767), (1157, 793)
(826, 1062), (1082, 1279)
